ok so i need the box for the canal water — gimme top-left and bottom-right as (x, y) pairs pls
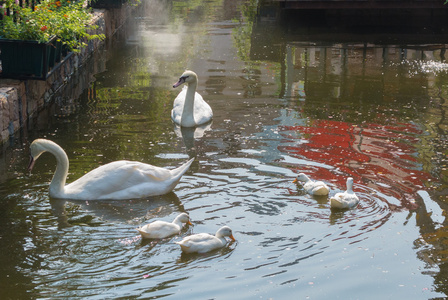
(1, 0), (448, 298)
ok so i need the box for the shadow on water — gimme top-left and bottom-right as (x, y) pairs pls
(49, 191), (187, 229)
(177, 242), (236, 263)
(174, 121), (213, 159)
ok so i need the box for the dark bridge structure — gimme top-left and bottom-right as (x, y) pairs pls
(259, 0), (448, 35)
(274, 0), (447, 9)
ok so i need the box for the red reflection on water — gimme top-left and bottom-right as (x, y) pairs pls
(279, 119), (432, 210)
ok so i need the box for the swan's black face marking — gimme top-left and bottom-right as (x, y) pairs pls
(178, 75), (189, 83)
(173, 75), (189, 88)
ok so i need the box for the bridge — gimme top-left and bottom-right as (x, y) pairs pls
(259, 0), (448, 31)
(272, 0), (448, 9)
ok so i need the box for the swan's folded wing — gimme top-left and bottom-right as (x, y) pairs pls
(176, 233), (213, 247)
(193, 93), (213, 124)
(181, 233), (213, 243)
(140, 221), (167, 232)
(138, 221), (179, 238)
(65, 161), (172, 198)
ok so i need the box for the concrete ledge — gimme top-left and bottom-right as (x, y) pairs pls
(0, 4), (136, 145)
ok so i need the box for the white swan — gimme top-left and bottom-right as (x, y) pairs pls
(136, 213), (192, 239)
(330, 177), (359, 209)
(172, 70), (213, 127)
(28, 139), (194, 200)
(293, 173), (330, 196)
(175, 226), (235, 254)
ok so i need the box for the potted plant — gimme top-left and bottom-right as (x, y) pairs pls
(0, 0), (105, 80)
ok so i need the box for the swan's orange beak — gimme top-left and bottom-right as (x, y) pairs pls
(187, 220), (193, 226)
(229, 234), (236, 242)
(292, 178), (298, 183)
(28, 155), (35, 172)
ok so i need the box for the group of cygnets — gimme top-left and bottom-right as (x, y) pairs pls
(28, 70), (357, 254)
(293, 173), (359, 209)
(136, 213), (235, 254)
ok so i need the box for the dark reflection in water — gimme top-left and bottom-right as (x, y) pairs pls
(49, 192), (186, 229)
(1, 0), (448, 298)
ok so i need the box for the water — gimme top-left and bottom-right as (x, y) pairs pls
(1, 0), (448, 298)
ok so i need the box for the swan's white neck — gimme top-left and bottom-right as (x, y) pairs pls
(346, 179), (354, 193)
(216, 229), (227, 238)
(182, 81), (197, 121)
(44, 141), (69, 197)
(172, 215), (185, 227)
(297, 174), (311, 183)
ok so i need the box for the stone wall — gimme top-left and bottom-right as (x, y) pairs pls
(0, 5), (135, 145)
(0, 86), (21, 142)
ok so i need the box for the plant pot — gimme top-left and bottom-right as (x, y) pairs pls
(47, 40), (59, 69)
(0, 35), (59, 80)
(53, 40), (64, 64)
(89, 0), (125, 9)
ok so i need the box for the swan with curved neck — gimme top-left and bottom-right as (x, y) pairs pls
(175, 226), (235, 254)
(28, 139), (194, 200)
(172, 70), (213, 127)
(330, 177), (359, 209)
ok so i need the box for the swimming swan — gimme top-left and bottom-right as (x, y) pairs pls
(175, 226), (235, 254)
(293, 173), (330, 196)
(136, 213), (193, 239)
(172, 70), (213, 127)
(28, 139), (194, 200)
(330, 177), (359, 209)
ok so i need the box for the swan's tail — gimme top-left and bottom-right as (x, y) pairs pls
(170, 157), (195, 181)
(330, 197), (344, 209)
(136, 228), (150, 239)
(313, 186), (329, 196)
(175, 241), (191, 252)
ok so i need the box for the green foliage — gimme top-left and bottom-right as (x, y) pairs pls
(0, 0), (105, 51)
(232, 0), (258, 62)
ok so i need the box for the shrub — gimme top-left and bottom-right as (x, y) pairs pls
(0, 0), (105, 51)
